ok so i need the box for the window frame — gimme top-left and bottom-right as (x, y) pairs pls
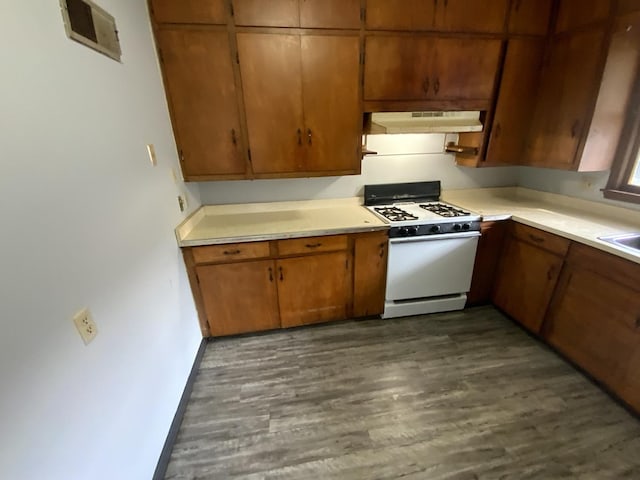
(604, 68), (640, 204)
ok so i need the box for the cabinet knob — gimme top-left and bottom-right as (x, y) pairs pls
(279, 266), (284, 281)
(307, 128), (312, 146)
(433, 77), (440, 95)
(305, 242), (322, 248)
(231, 128), (237, 146)
(268, 267), (273, 282)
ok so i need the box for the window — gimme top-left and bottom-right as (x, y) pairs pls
(604, 84), (640, 204)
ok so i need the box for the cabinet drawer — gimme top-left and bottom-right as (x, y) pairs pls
(192, 241), (271, 264)
(277, 235), (348, 256)
(511, 223), (570, 257)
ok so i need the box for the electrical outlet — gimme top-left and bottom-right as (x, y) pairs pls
(73, 308), (98, 345)
(146, 144), (157, 166)
(177, 195), (187, 212)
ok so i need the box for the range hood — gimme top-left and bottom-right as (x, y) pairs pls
(369, 111), (483, 134)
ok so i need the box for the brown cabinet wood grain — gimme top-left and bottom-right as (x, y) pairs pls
(467, 221), (507, 306)
(485, 38), (545, 165)
(492, 224), (568, 334)
(196, 260), (280, 336)
(365, 0), (508, 33)
(555, 0), (612, 33)
(525, 28), (607, 170)
(233, 0), (300, 27)
(192, 241), (271, 264)
(507, 0), (553, 35)
(353, 231), (388, 317)
(150, 0), (227, 24)
(543, 243), (640, 412)
(299, 0), (361, 29)
(156, 28), (246, 178)
(277, 234), (349, 256)
(238, 33), (361, 176)
(277, 251), (351, 328)
(364, 36), (501, 105)
(233, 0), (360, 28)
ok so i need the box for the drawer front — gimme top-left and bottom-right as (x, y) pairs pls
(192, 241), (271, 264)
(512, 223), (570, 257)
(277, 235), (348, 256)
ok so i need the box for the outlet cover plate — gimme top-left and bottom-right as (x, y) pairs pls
(73, 307), (98, 345)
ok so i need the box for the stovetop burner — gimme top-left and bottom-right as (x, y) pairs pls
(419, 202), (471, 218)
(374, 206), (418, 222)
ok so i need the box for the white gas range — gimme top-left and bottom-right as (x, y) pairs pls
(364, 181), (481, 319)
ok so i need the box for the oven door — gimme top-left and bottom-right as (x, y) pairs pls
(386, 232), (480, 301)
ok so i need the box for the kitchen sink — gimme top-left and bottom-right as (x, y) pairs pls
(598, 233), (640, 253)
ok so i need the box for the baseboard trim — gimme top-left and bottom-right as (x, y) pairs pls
(153, 338), (208, 480)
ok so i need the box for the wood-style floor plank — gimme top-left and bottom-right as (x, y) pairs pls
(164, 306), (640, 479)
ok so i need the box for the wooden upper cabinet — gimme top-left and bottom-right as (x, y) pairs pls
(233, 0), (361, 28)
(150, 0), (227, 24)
(485, 38), (545, 165)
(436, 0), (509, 33)
(618, 0), (640, 14)
(233, 0), (299, 26)
(301, 35), (361, 173)
(366, 0), (436, 30)
(366, 0), (507, 32)
(238, 33), (305, 174)
(277, 252), (351, 328)
(300, 0), (361, 29)
(364, 36), (501, 104)
(507, 0), (553, 35)
(196, 260), (280, 336)
(555, 0), (612, 32)
(156, 28), (246, 178)
(525, 28), (606, 170)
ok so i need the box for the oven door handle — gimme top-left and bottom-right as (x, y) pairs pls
(390, 232), (481, 243)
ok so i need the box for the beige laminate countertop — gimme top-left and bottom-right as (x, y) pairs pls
(176, 197), (388, 246)
(442, 187), (640, 265)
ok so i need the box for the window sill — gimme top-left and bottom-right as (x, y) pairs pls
(602, 188), (640, 205)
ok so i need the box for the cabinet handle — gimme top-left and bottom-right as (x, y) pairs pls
(494, 123), (502, 139)
(268, 267), (273, 282)
(433, 77), (440, 95)
(297, 128), (302, 145)
(379, 247), (385, 258)
(547, 265), (556, 281)
(279, 266), (284, 281)
(571, 120), (580, 138)
(422, 77), (430, 95)
(444, 0), (448, 7)
(514, 0), (522, 12)
(305, 242), (322, 248)
(635, 316), (640, 330)
(231, 128), (237, 146)
(307, 128), (312, 145)
(223, 249), (241, 255)
(445, 142), (478, 155)
(528, 234), (545, 244)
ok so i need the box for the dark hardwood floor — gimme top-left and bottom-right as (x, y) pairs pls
(164, 306), (640, 479)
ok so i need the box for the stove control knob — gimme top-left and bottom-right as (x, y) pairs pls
(407, 226), (418, 236)
(462, 223), (471, 231)
(453, 224), (462, 232)
(429, 225), (441, 234)
(398, 227), (409, 237)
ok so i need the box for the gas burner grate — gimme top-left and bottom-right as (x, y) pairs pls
(374, 206), (418, 222)
(419, 202), (470, 218)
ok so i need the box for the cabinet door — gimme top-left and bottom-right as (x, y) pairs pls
(436, 0), (509, 33)
(526, 28), (606, 169)
(508, 0), (553, 35)
(302, 35), (361, 173)
(300, 0), (361, 29)
(353, 231), (388, 317)
(467, 221), (507, 306)
(485, 39), (545, 165)
(196, 260), (280, 336)
(555, 0), (612, 32)
(365, 0), (436, 30)
(238, 33), (305, 174)
(544, 254), (640, 411)
(278, 252), (351, 328)
(233, 0), (299, 26)
(619, 0), (640, 14)
(157, 29), (246, 177)
(365, 36), (501, 102)
(492, 235), (564, 334)
(150, 0), (227, 24)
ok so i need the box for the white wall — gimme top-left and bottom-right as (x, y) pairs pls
(199, 134), (519, 204)
(518, 166), (640, 211)
(0, 1), (202, 479)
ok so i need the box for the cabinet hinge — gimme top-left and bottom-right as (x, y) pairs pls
(230, 1), (234, 16)
(360, 7), (366, 22)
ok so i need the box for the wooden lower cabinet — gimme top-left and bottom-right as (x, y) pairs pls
(467, 221), (507, 306)
(543, 243), (640, 411)
(196, 260), (280, 337)
(185, 231), (388, 337)
(492, 223), (569, 334)
(277, 251), (351, 328)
